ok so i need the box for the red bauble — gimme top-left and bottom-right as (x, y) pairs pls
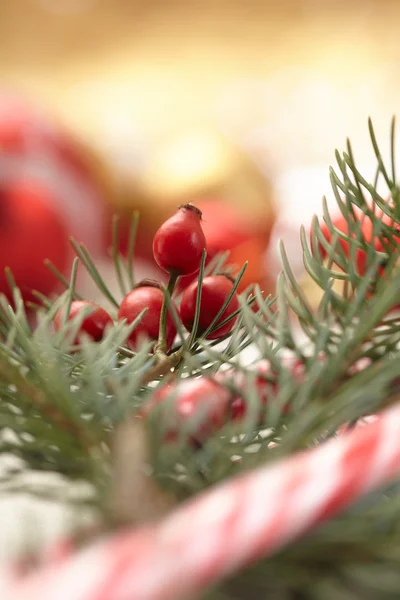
(118, 282), (177, 351)
(153, 204), (206, 276)
(0, 94), (103, 188)
(54, 300), (113, 343)
(0, 93), (107, 260)
(142, 377), (231, 443)
(180, 275), (239, 340)
(0, 179), (70, 303)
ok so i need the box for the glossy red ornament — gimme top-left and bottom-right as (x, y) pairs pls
(0, 179), (70, 303)
(0, 93), (104, 190)
(118, 281), (177, 351)
(0, 93), (107, 260)
(142, 377), (231, 443)
(54, 300), (113, 343)
(180, 275), (239, 340)
(153, 204), (206, 276)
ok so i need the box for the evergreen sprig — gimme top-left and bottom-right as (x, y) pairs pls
(0, 119), (400, 597)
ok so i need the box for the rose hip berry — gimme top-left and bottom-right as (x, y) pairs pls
(152, 203), (206, 276)
(142, 377), (231, 444)
(118, 281), (177, 351)
(54, 300), (113, 343)
(230, 396), (247, 421)
(180, 274), (239, 339)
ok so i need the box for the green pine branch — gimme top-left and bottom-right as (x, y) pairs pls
(0, 118), (399, 597)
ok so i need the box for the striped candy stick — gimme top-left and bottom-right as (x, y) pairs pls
(3, 405), (400, 600)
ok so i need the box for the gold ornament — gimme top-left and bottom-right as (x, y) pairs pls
(121, 128), (276, 237)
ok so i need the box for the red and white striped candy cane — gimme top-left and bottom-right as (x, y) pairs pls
(3, 404), (400, 600)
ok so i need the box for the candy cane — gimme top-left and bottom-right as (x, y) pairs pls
(3, 405), (400, 600)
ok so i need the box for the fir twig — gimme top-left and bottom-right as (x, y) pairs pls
(63, 258), (79, 325)
(156, 272), (179, 354)
(125, 211), (139, 289)
(2, 117), (400, 599)
(70, 238), (119, 308)
(44, 259), (84, 300)
(187, 250), (207, 350)
(111, 214), (128, 297)
(0, 354), (96, 452)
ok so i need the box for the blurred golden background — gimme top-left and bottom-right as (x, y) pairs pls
(1, 0), (400, 305)
(2, 0), (399, 154)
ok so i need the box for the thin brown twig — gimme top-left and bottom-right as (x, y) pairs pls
(139, 350), (183, 387)
(109, 416), (175, 526)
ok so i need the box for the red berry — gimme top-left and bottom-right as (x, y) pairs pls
(54, 300), (112, 343)
(180, 275), (239, 340)
(218, 358), (306, 421)
(174, 200), (267, 296)
(347, 357), (371, 377)
(230, 396), (247, 421)
(153, 204), (206, 276)
(142, 377), (231, 443)
(118, 281), (177, 351)
(255, 357), (311, 408)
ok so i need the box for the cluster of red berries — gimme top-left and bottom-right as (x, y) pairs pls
(143, 357), (308, 445)
(54, 204), (240, 349)
(145, 352), (373, 446)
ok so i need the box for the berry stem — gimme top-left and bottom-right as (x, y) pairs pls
(139, 349), (182, 386)
(156, 271), (179, 354)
